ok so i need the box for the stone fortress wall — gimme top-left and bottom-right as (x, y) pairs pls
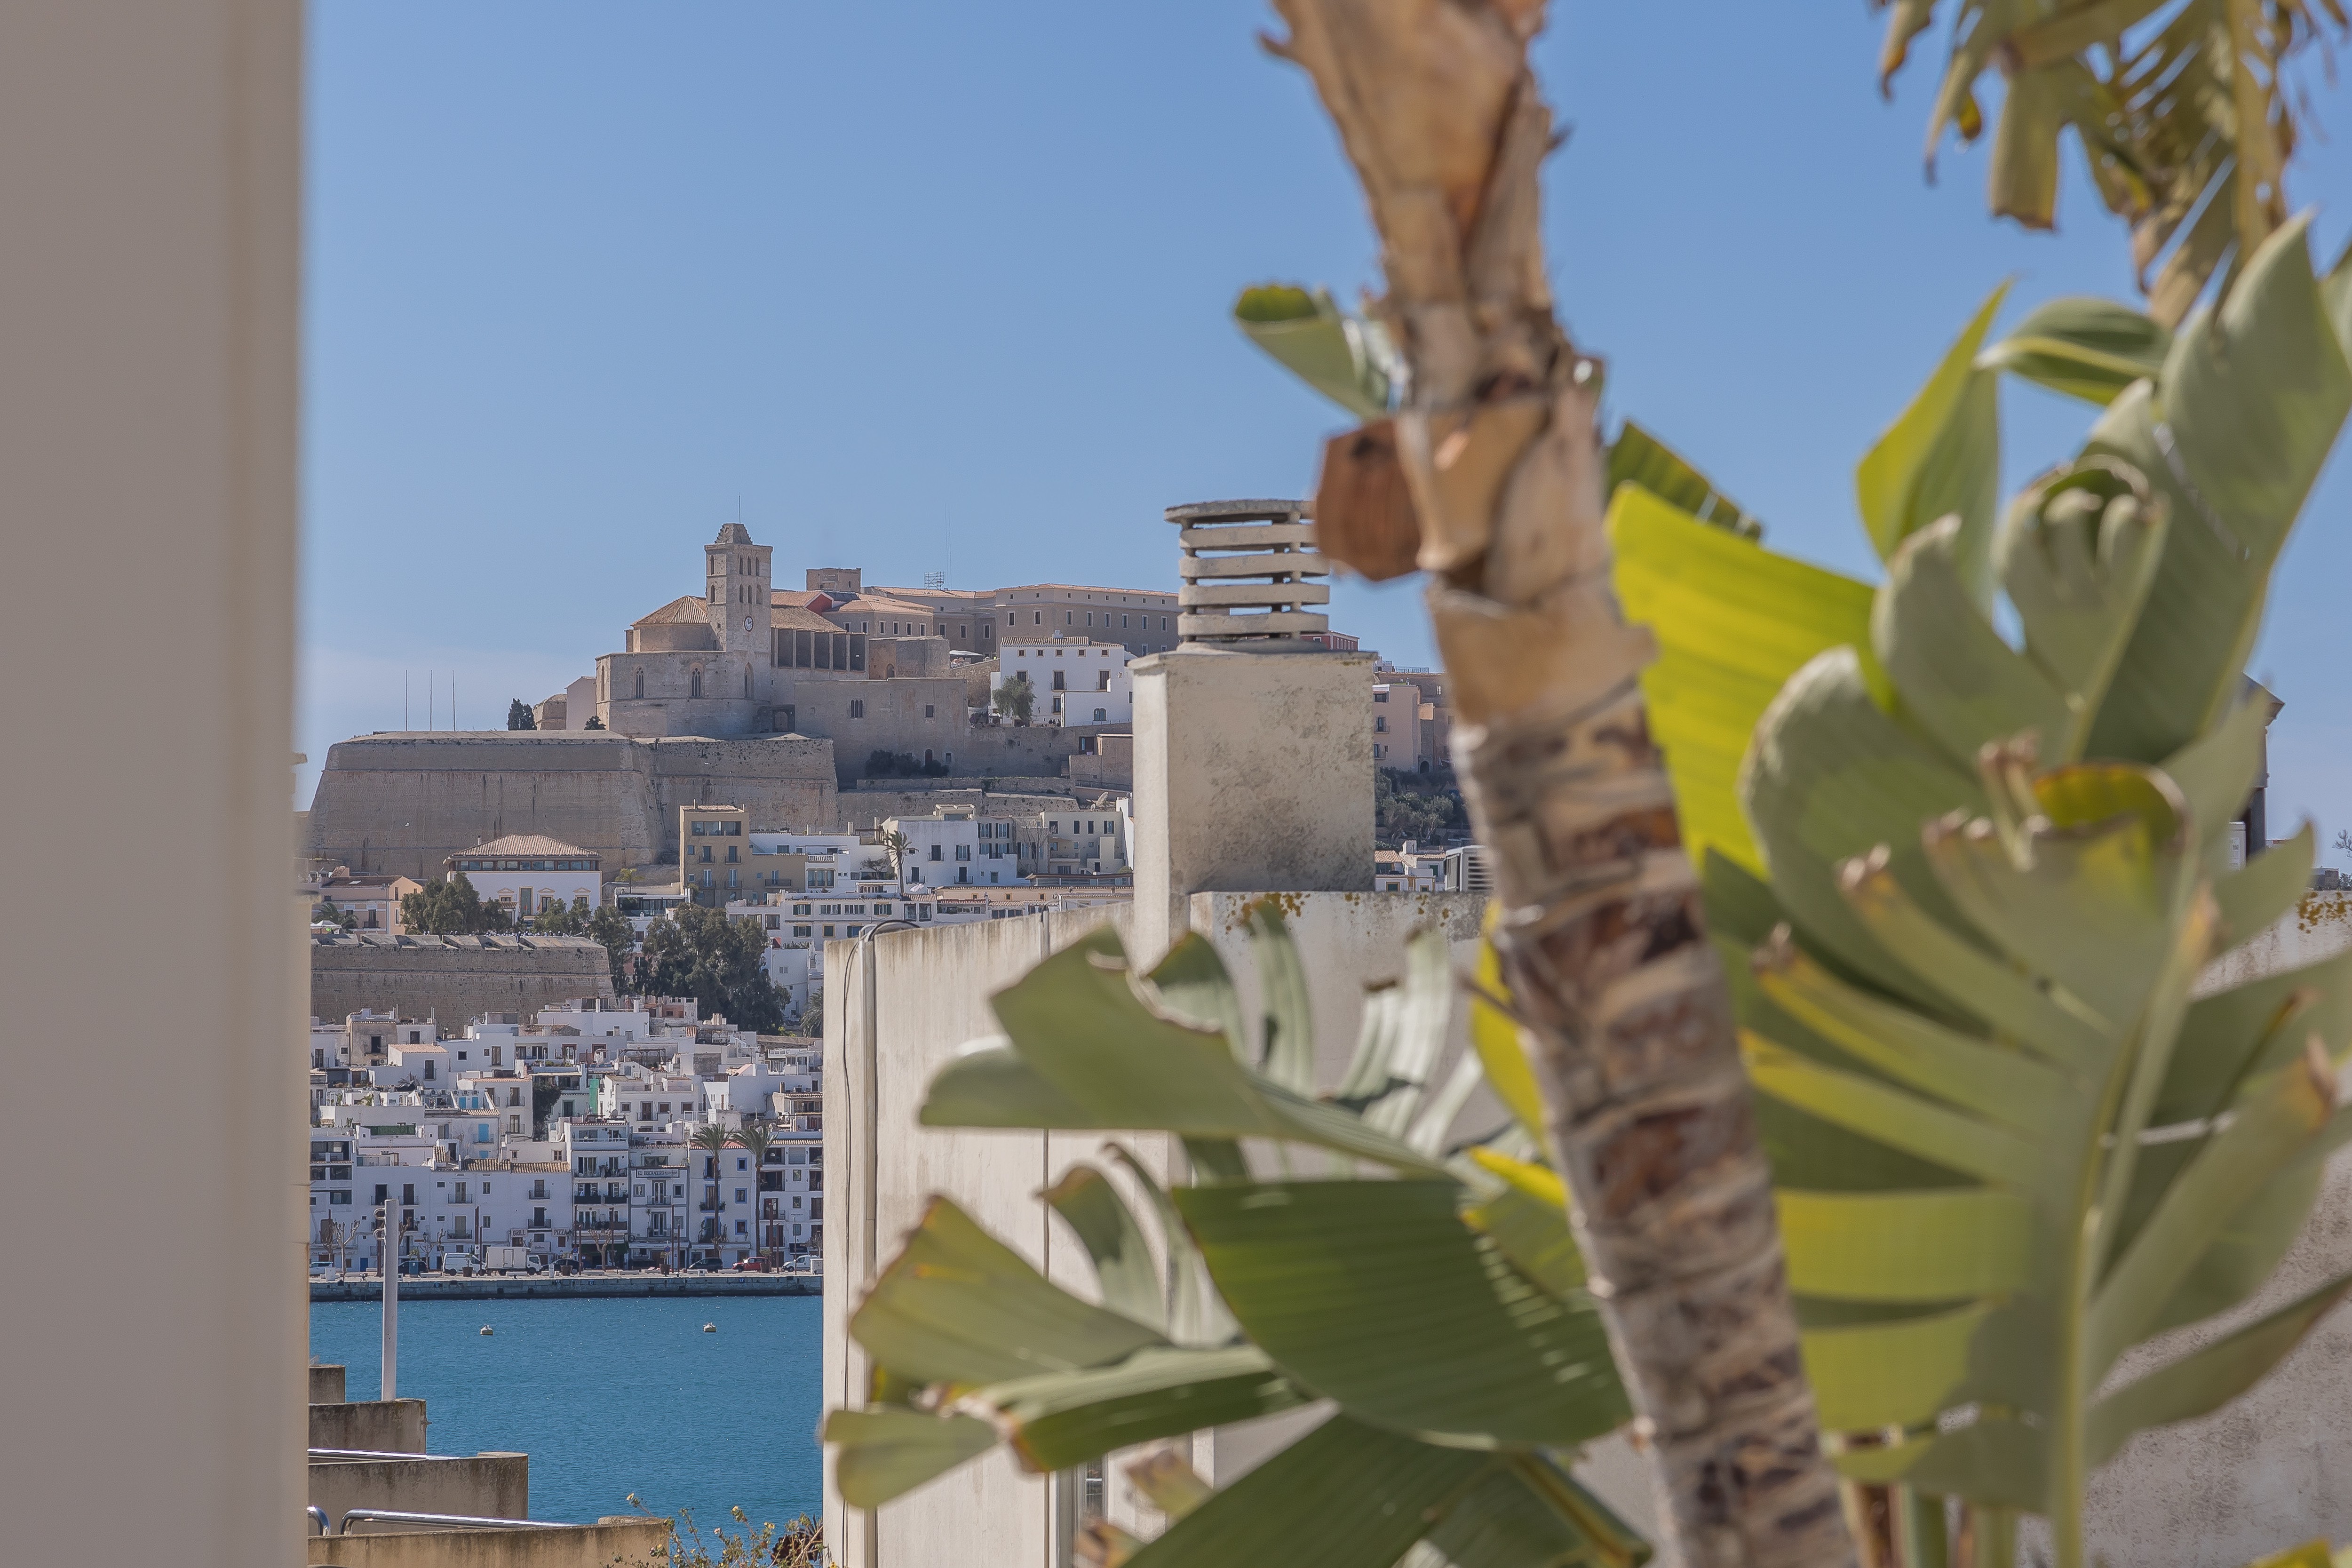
(304, 731), (837, 880)
(309, 932), (614, 1030)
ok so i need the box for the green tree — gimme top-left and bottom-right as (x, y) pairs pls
(532, 895), (589, 936)
(583, 714), (605, 730)
(994, 676), (1034, 724)
(507, 698), (536, 730)
(313, 899), (358, 931)
(879, 829), (912, 883)
(582, 903), (637, 991)
(399, 872), (508, 935)
(638, 905), (785, 1033)
(688, 1121), (737, 1264)
(1372, 767), (1462, 850)
(734, 1119), (775, 1266)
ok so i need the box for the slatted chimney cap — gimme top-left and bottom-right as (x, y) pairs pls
(1163, 499), (1309, 525)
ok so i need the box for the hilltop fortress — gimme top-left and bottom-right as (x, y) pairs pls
(306, 522), (1156, 877)
(304, 730), (837, 882)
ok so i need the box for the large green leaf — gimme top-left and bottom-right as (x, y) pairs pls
(2156, 949), (2352, 1125)
(1413, 1457), (1653, 1568)
(1855, 285), (2008, 602)
(849, 1197), (1167, 1387)
(930, 928), (1445, 1173)
(1232, 285), (1395, 421)
(1606, 420), (1761, 538)
(1777, 1187), (2032, 1303)
(1992, 458), (2168, 742)
(1145, 931), (1248, 1054)
(1245, 900), (1318, 1094)
(1873, 516), (2073, 769)
(1042, 1163), (1166, 1331)
(1803, 1301), (1991, 1429)
(974, 1345), (1308, 1472)
(2087, 1272), (2352, 1467)
(1740, 1035), (2036, 1185)
(1608, 483), (1876, 876)
(2082, 219), (2352, 762)
(1741, 647), (1985, 1010)
(1125, 1416), (1487, 1568)
(1177, 1179), (1629, 1449)
(1977, 296), (2173, 405)
(822, 1408), (999, 1510)
(2087, 1050), (2340, 1376)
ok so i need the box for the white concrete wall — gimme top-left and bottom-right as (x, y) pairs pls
(823, 907), (1130, 1568)
(818, 890), (1544, 1563)
(0, 5), (308, 1563)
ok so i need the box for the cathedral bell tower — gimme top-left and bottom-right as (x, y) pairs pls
(706, 522), (771, 661)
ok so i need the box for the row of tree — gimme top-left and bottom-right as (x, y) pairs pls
(396, 873), (795, 1033)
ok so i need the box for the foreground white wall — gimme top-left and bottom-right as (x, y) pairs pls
(820, 891), (1531, 1565)
(0, 4), (307, 1561)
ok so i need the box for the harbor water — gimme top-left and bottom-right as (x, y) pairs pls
(310, 1292), (825, 1534)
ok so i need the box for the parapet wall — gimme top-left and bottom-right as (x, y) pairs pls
(310, 935), (613, 1033)
(305, 731), (837, 879)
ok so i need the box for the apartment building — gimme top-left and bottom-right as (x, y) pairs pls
(994, 636), (1134, 727)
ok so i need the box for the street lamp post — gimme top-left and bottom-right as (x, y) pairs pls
(378, 1202), (399, 1402)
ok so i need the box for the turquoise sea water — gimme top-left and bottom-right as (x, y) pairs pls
(310, 1294), (825, 1535)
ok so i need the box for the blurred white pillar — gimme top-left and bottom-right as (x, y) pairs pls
(0, 2), (306, 1563)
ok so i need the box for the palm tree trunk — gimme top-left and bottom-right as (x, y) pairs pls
(1268, 7), (1853, 1566)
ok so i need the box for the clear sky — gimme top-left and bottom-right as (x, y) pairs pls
(302, 4), (2352, 850)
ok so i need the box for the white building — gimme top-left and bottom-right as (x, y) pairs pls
(993, 636), (1134, 726)
(1374, 840), (1447, 893)
(558, 1120), (634, 1268)
(597, 1065), (707, 1129)
(442, 834), (604, 921)
(629, 1128), (690, 1267)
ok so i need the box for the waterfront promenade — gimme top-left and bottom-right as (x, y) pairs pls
(312, 1269), (819, 1302)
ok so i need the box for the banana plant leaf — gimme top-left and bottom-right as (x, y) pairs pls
(829, 910), (1636, 1538)
(1177, 1178), (1628, 1449)
(1232, 284), (1397, 421)
(1708, 222), (2352, 1560)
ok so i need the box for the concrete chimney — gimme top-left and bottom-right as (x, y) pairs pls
(1129, 500), (1373, 962)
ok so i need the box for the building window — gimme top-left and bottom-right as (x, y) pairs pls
(1093, 708), (1107, 722)
(743, 667), (753, 699)
(924, 704), (934, 718)
(849, 700), (864, 718)
(633, 667), (645, 699)
(1097, 670), (1111, 691)
(1375, 716), (1388, 732)
(1051, 671), (1065, 691)
(929, 844), (942, 861)
(690, 667), (703, 699)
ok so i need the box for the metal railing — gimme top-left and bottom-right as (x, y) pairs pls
(333, 1509), (565, 1535)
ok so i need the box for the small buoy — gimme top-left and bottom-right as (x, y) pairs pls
(702, 1323), (717, 1334)
(480, 1327), (493, 1336)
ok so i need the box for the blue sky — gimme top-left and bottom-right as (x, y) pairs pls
(302, 3), (2352, 848)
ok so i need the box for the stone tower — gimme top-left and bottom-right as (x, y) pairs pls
(706, 522), (771, 660)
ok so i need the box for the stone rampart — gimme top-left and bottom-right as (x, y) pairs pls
(310, 934), (613, 1032)
(958, 721), (1122, 780)
(305, 731), (836, 879)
